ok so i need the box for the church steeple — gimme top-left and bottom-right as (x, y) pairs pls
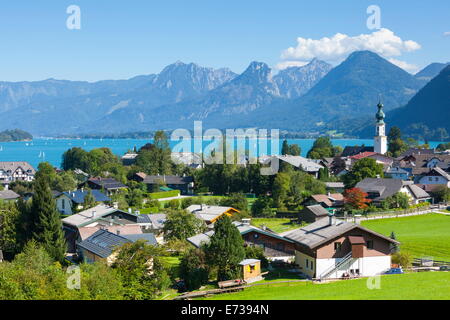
(376, 101), (385, 124)
(374, 100), (387, 154)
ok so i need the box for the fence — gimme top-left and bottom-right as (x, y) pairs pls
(413, 258), (450, 268)
(341, 206), (437, 222)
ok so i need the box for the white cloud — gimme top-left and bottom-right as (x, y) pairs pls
(274, 60), (309, 71)
(387, 58), (419, 74)
(279, 28), (421, 72)
(444, 31), (450, 37)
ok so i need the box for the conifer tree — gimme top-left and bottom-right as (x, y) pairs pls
(205, 215), (245, 281)
(390, 231), (399, 253)
(31, 176), (67, 263)
(83, 189), (97, 210)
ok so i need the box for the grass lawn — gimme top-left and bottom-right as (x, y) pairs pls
(158, 195), (225, 206)
(161, 256), (181, 278)
(361, 214), (450, 261)
(203, 272), (450, 300)
(251, 218), (300, 233)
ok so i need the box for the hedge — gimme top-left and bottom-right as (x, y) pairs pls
(148, 190), (180, 200)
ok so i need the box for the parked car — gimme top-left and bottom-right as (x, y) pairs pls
(439, 266), (449, 271)
(385, 268), (404, 274)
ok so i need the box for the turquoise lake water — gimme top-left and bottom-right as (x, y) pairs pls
(0, 138), (443, 169)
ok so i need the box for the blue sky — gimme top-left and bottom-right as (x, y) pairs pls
(0, 0), (449, 81)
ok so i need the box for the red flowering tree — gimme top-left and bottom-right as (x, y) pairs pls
(344, 188), (371, 211)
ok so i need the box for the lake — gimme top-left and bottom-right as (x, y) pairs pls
(0, 138), (443, 169)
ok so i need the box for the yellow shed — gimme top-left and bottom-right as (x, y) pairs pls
(239, 259), (262, 282)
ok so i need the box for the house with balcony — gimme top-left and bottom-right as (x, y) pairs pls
(283, 216), (399, 279)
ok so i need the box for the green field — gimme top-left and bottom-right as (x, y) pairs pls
(204, 272), (450, 300)
(361, 214), (450, 261)
(251, 218), (300, 233)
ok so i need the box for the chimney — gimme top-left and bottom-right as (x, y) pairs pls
(113, 202), (119, 209)
(242, 218), (251, 226)
(91, 210), (96, 218)
(328, 212), (335, 226)
(81, 187), (84, 192)
(128, 208), (132, 214)
(116, 230), (120, 235)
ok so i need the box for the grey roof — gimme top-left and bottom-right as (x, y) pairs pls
(284, 218), (398, 249)
(399, 148), (436, 157)
(78, 229), (131, 258)
(304, 204), (330, 217)
(87, 178), (127, 190)
(121, 153), (138, 160)
(239, 259), (260, 265)
(62, 204), (133, 227)
(386, 167), (409, 175)
(137, 213), (167, 229)
(122, 233), (157, 245)
(187, 222), (293, 248)
(430, 167), (450, 181)
(170, 152), (202, 165)
(142, 175), (193, 185)
(407, 185), (431, 199)
(58, 189), (111, 204)
(325, 182), (345, 189)
(186, 205), (236, 223)
(355, 178), (412, 201)
(0, 190), (20, 200)
(262, 155), (323, 172)
(0, 161), (36, 174)
(78, 229), (157, 258)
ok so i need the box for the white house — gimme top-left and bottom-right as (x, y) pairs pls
(356, 178), (431, 206)
(0, 161), (35, 188)
(284, 217), (399, 279)
(55, 189), (111, 215)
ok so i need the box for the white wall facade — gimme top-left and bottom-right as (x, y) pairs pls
(316, 255), (391, 278)
(295, 250), (392, 279)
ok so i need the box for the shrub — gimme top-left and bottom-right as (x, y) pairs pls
(244, 245), (269, 268)
(391, 252), (412, 268)
(165, 199), (180, 209)
(179, 248), (209, 291)
(181, 197), (194, 209)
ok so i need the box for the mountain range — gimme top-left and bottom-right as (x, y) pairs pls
(0, 51), (447, 139)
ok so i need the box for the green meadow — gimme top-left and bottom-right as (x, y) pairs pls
(203, 272), (450, 300)
(361, 214), (450, 261)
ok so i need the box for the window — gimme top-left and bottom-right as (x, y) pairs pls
(366, 240), (374, 250)
(306, 259), (309, 268)
(310, 261), (314, 270)
(250, 264), (256, 271)
(334, 242), (342, 251)
(62, 199), (65, 209)
(429, 177), (433, 182)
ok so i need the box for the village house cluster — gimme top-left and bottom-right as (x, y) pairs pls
(1, 103), (449, 285)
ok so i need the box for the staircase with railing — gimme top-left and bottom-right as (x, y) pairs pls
(319, 252), (355, 280)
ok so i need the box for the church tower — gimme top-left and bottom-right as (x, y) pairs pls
(374, 101), (387, 154)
